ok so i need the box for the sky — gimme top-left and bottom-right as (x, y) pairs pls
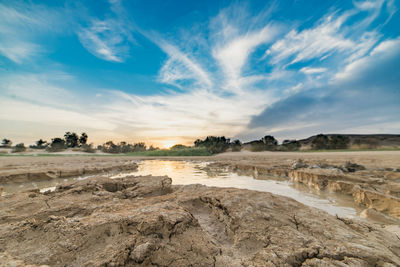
(0, 0), (399, 148)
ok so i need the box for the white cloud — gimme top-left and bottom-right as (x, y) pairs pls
(213, 24), (280, 93)
(0, 97), (115, 131)
(0, 73), (78, 109)
(268, 13), (355, 65)
(300, 67), (327, 74)
(156, 40), (213, 88)
(78, 19), (131, 62)
(77, 0), (135, 63)
(335, 37), (400, 80)
(0, 41), (40, 64)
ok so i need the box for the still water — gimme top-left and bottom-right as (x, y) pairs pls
(2, 160), (360, 218)
(112, 160), (360, 218)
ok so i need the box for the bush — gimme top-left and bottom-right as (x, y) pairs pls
(249, 140), (266, 152)
(248, 135), (278, 151)
(329, 135), (350, 149)
(30, 139), (48, 149)
(311, 134), (329, 150)
(1, 138), (12, 148)
(47, 138), (66, 152)
(311, 134), (350, 150)
(101, 141), (120, 153)
(231, 140), (242, 152)
(12, 143), (26, 153)
(79, 133), (88, 146)
(81, 143), (95, 153)
(262, 135), (278, 150)
(170, 144), (189, 150)
(64, 132), (79, 148)
(194, 136), (230, 154)
(282, 140), (301, 151)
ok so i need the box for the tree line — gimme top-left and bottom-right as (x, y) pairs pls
(1, 133), (352, 154)
(193, 134), (351, 154)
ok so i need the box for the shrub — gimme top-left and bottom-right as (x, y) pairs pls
(12, 143), (26, 153)
(249, 140), (267, 152)
(231, 139), (242, 152)
(329, 135), (350, 149)
(311, 134), (329, 150)
(79, 133), (88, 146)
(81, 143), (95, 153)
(47, 138), (66, 152)
(194, 136), (230, 154)
(30, 139), (48, 149)
(248, 135), (278, 151)
(262, 135), (278, 150)
(101, 141), (120, 153)
(282, 140), (301, 151)
(170, 144), (189, 150)
(1, 139), (12, 148)
(64, 132), (79, 148)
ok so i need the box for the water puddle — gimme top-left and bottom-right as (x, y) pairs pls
(112, 160), (361, 218)
(2, 160), (361, 218)
(1, 175), (98, 194)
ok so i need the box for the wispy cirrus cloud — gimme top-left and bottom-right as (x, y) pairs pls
(212, 24), (280, 93)
(155, 38), (213, 89)
(0, 2), (56, 63)
(1, 0), (399, 145)
(77, 0), (135, 62)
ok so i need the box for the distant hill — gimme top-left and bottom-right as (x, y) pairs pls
(298, 134), (400, 149)
(241, 134), (400, 151)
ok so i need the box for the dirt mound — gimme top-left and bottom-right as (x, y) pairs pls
(1, 175), (399, 266)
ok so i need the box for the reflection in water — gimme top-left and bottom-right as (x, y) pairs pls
(2, 174), (99, 194)
(2, 160), (361, 218)
(112, 160), (361, 218)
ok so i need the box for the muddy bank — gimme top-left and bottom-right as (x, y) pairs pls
(209, 160), (400, 221)
(1, 175), (399, 266)
(0, 157), (138, 184)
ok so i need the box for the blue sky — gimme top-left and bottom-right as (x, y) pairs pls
(0, 0), (399, 147)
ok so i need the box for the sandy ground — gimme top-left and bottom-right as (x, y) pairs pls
(1, 150), (400, 170)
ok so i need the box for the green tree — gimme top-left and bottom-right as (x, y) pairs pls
(311, 134), (329, 150)
(194, 136), (230, 154)
(148, 145), (158, 151)
(133, 142), (146, 152)
(79, 133), (88, 146)
(329, 135), (350, 149)
(64, 132), (79, 148)
(282, 140), (301, 151)
(12, 143), (26, 153)
(231, 139), (242, 152)
(1, 138), (12, 148)
(48, 138), (66, 152)
(35, 139), (47, 149)
(262, 135), (278, 150)
(170, 144), (188, 150)
(101, 141), (119, 153)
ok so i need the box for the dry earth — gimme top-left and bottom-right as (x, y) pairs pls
(1, 151), (400, 266)
(1, 175), (400, 266)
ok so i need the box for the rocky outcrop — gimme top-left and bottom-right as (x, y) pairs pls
(213, 161), (400, 221)
(1, 175), (399, 266)
(0, 162), (138, 184)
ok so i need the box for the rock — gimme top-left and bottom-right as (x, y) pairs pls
(360, 208), (400, 225)
(342, 161), (366, 172)
(0, 175), (399, 266)
(291, 159), (308, 169)
(0, 159), (138, 185)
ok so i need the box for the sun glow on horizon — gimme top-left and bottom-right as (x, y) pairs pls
(162, 140), (178, 149)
